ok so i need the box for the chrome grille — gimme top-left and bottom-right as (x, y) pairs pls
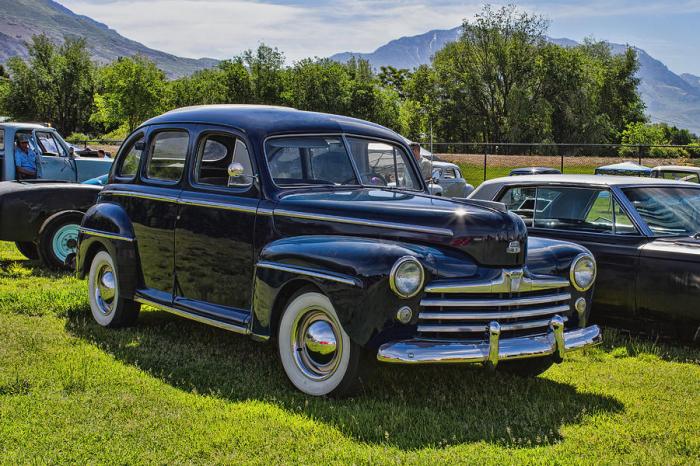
(418, 269), (572, 338)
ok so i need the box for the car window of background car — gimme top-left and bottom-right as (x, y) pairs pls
(659, 171), (700, 183)
(265, 136), (357, 186)
(346, 138), (419, 190)
(498, 186), (537, 225)
(443, 168), (457, 179)
(613, 201), (638, 235)
(0, 129), (4, 151)
(36, 131), (66, 157)
(623, 187), (700, 237)
(116, 134), (144, 178)
(532, 187), (614, 233)
(146, 131), (189, 182)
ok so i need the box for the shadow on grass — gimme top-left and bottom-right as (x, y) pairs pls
(66, 308), (624, 449)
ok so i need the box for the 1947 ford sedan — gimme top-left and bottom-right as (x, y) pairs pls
(76, 105), (602, 396)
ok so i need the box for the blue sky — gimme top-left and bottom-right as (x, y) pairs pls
(59, 0), (700, 75)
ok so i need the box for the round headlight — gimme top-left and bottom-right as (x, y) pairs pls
(570, 253), (596, 291)
(390, 256), (425, 298)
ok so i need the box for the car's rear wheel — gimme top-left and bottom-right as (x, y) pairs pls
(38, 212), (83, 270)
(497, 357), (555, 377)
(277, 289), (369, 397)
(15, 241), (39, 260)
(88, 250), (140, 327)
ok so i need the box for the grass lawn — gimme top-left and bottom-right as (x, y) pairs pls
(0, 239), (699, 464)
(452, 162), (597, 187)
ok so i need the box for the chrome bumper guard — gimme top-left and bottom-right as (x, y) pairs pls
(376, 315), (602, 365)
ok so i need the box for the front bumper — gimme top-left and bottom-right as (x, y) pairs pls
(376, 316), (602, 365)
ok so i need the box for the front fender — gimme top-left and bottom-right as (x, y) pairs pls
(252, 235), (451, 347)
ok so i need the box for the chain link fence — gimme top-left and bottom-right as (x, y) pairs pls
(418, 142), (700, 186)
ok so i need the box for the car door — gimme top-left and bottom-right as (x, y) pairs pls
(33, 130), (77, 181)
(173, 128), (259, 324)
(111, 126), (189, 304)
(498, 185), (644, 319)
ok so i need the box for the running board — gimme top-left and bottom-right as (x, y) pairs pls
(134, 295), (250, 335)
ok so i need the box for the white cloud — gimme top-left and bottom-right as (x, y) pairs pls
(59, 0), (481, 61)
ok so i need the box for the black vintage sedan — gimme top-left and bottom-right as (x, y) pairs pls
(470, 174), (700, 339)
(75, 105), (601, 396)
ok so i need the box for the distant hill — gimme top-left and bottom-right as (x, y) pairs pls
(0, 0), (217, 78)
(331, 28), (700, 135)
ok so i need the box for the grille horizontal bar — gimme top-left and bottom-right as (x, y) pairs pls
(418, 316), (569, 333)
(418, 304), (571, 321)
(420, 292), (571, 309)
(425, 270), (569, 294)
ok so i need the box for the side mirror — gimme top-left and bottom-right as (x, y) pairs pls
(68, 146), (75, 158)
(227, 162), (254, 187)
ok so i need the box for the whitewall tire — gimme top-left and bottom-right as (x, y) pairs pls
(277, 290), (366, 397)
(88, 250), (139, 328)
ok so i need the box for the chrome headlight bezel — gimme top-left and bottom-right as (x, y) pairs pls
(570, 253), (596, 292)
(389, 256), (425, 299)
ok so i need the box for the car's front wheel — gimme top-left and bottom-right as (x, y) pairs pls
(38, 212), (83, 270)
(277, 289), (368, 397)
(88, 250), (140, 328)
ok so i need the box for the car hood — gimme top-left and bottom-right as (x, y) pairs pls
(272, 188), (528, 267)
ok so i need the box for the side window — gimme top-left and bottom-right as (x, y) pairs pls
(116, 134), (144, 179)
(146, 131), (189, 182)
(613, 201), (638, 235)
(35, 131), (66, 157)
(499, 187), (537, 225)
(443, 168), (457, 179)
(194, 133), (254, 187)
(583, 191), (614, 233)
(0, 129), (4, 151)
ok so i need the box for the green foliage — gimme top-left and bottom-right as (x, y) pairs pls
(96, 56), (166, 133)
(2, 34), (95, 134)
(619, 122), (697, 157)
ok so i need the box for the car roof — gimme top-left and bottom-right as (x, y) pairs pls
(652, 165), (700, 173)
(139, 104), (402, 142)
(478, 173), (700, 188)
(431, 161), (457, 169)
(0, 122), (49, 130)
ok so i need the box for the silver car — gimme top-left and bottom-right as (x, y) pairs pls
(430, 161), (474, 198)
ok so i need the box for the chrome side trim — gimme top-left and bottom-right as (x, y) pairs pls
(134, 296), (250, 335)
(377, 323), (602, 364)
(256, 261), (361, 287)
(102, 190), (178, 203)
(417, 316), (568, 333)
(178, 197), (258, 213)
(274, 209), (454, 237)
(420, 293), (571, 309)
(424, 269), (569, 294)
(418, 304), (571, 321)
(78, 227), (135, 242)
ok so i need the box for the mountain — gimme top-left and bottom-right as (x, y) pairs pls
(331, 28), (700, 135)
(0, 0), (217, 78)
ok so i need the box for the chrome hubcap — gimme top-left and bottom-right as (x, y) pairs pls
(94, 262), (116, 316)
(292, 309), (341, 381)
(52, 223), (80, 262)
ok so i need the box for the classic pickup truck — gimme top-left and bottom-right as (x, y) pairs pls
(76, 105), (601, 396)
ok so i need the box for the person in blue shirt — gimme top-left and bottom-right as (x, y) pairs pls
(15, 135), (42, 179)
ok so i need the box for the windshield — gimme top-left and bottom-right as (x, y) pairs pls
(265, 135), (420, 189)
(623, 186), (700, 237)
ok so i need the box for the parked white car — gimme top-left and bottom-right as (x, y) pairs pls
(430, 161), (474, 198)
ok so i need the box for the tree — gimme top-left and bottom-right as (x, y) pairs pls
(97, 56), (166, 132)
(2, 34), (95, 134)
(282, 58), (350, 113)
(219, 58), (253, 103)
(243, 44), (285, 105)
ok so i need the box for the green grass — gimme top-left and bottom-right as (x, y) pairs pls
(0, 241), (699, 464)
(455, 162), (597, 187)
